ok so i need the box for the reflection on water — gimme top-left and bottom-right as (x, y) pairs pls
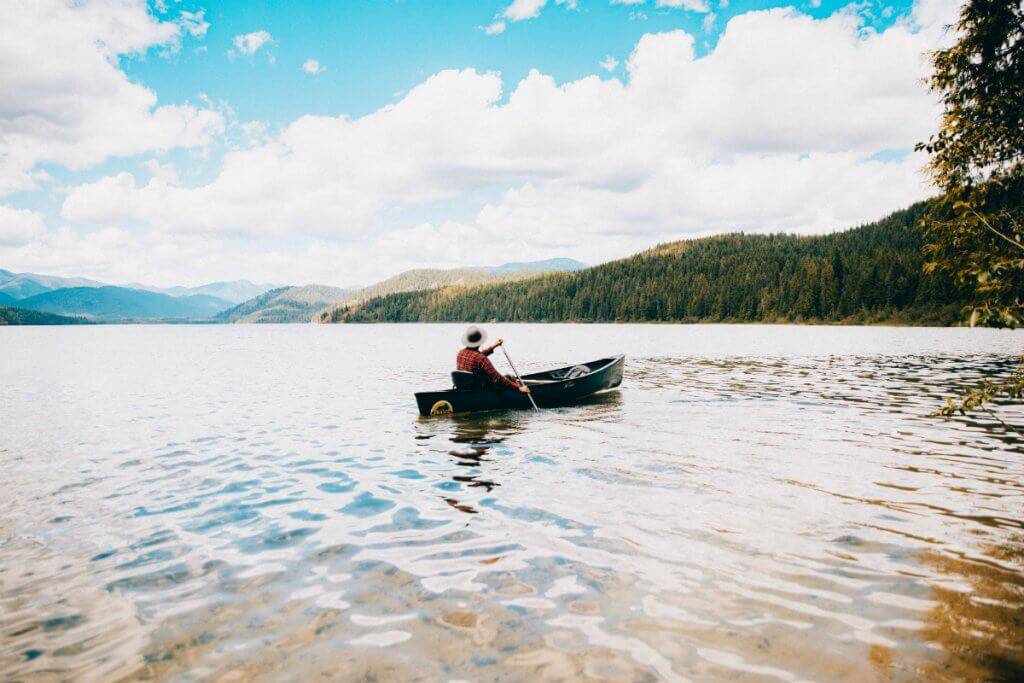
(919, 544), (1024, 681)
(1, 324), (1022, 680)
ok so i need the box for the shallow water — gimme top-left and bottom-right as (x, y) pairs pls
(1, 323), (1022, 681)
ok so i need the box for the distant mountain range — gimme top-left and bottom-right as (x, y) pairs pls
(0, 257), (586, 324)
(0, 268), (106, 299)
(0, 268), (278, 305)
(125, 280), (279, 305)
(15, 286), (233, 321)
(216, 285), (359, 323)
(483, 258), (587, 273)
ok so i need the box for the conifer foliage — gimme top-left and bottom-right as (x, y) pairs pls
(338, 203), (967, 325)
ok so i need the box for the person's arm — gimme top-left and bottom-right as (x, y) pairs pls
(479, 355), (521, 390)
(481, 338), (504, 356)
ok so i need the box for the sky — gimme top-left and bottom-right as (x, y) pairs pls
(0, 0), (962, 287)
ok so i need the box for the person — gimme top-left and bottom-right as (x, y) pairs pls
(457, 326), (531, 394)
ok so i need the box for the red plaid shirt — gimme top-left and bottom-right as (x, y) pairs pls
(457, 347), (519, 390)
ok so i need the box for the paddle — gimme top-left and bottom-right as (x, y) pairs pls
(500, 345), (540, 411)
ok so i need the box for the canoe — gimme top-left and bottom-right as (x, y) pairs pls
(415, 355), (625, 416)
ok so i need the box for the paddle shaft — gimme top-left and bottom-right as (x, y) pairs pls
(500, 346), (539, 410)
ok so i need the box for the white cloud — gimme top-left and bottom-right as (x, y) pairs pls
(0, 205), (47, 247)
(483, 20), (507, 35)
(143, 158), (180, 185)
(231, 30), (273, 57)
(0, 222), (419, 287)
(240, 120), (271, 145)
(178, 10), (209, 38)
(505, 0), (548, 20)
(656, 0), (711, 12)
(502, 0), (578, 22)
(0, 0), (223, 197)
(600, 55), (620, 71)
(0, 225), (238, 287)
(43, 1), (964, 283)
(302, 59), (326, 75)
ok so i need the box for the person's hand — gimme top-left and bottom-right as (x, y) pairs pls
(518, 384), (531, 394)
(493, 338), (504, 347)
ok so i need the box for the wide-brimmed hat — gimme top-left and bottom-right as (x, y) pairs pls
(461, 325), (487, 348)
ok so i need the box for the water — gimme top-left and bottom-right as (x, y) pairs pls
(1, 324), (1022, 681)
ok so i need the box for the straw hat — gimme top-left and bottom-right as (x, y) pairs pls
(461, 325), (487, 349)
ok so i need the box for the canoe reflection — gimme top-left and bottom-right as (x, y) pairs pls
(441, 413), (518, 514)
(414, 391), (622, 515)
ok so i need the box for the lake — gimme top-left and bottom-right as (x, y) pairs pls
(1, 324), (1022, 681)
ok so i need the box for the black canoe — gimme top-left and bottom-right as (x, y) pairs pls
(415, 355), (625, 416)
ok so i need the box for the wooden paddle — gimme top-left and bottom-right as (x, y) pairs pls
(501, 345), (539, 410)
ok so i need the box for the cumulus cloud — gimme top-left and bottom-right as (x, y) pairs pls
(302, 59), (326, 75)
(612, 0), (709, 9)
(502, 0), (578, 22)
(0, 225), (236, 287)
(482, 20), (507, 35)
(178, 9), (210, 38)
(231, 30), (273, 57)
(42, 0), (964, 283)
(0, 0), (223, 197)
(0, 205), (47, 247)
(656, 0), (711, 12)
(143, 158), (180, 184)
(0, 222), (432, 287)
(599, 55), (620, 71)
(504, 0), (548, 20)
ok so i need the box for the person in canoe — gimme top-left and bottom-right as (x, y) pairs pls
(457, 326), (532, 394)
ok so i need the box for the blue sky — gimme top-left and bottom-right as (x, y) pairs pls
(0, 0), (953, 287)
(128, 0), (916, 125)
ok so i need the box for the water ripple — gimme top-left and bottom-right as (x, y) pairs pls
(1, 324), (1022, 680)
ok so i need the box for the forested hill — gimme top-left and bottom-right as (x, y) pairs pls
(337, 203), (969, 325)
(215, 285), (359, 323)
(319, 259), (587, 323)
(0, 307), (91, 325)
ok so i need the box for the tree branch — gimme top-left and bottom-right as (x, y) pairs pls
(965, 205), (1024, 252)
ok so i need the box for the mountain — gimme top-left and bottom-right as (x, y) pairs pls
(485, 258), (587, 273)
(183, 280), (279, 304)
(128, 280), (279, 304)
(0, 291), (16, 306)
(215, 285), (360, 323)
(16, 286), (233, 321)
(318, 261), (583, 323)
(0, 306), (91, 325)
(333, 203), (969, 325)
(0, 267), (279, 305)
(0, 270), (106, 299)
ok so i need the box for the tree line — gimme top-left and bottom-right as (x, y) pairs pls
(337, 202), (969, 325)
